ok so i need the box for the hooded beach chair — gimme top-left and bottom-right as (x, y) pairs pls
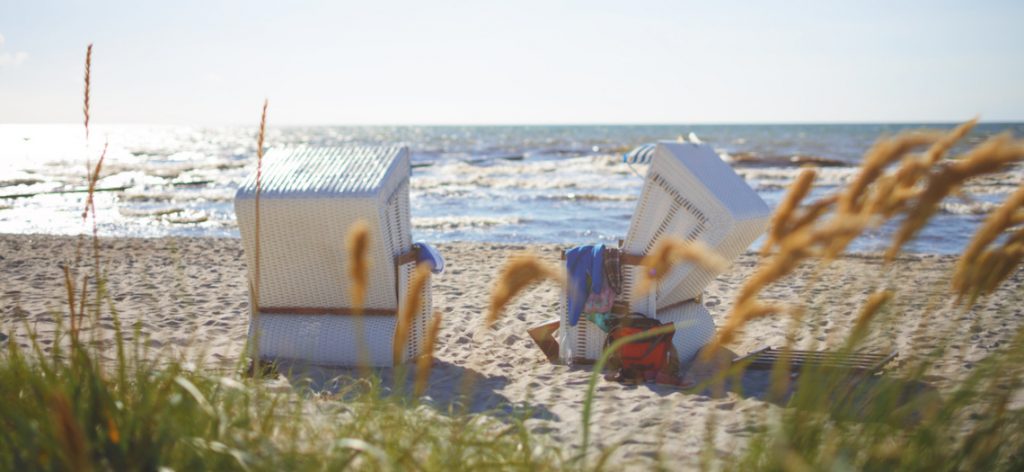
(234, 145), (434, 367)
(559, 141), (771, 364)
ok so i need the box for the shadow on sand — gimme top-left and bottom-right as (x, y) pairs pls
(257, 358), (559, 422)
(570, 346), (942, 427)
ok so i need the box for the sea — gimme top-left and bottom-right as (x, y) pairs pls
(1, 123), (1022, 254)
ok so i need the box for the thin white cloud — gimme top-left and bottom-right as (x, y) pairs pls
(0, 51), (29, 67)
(0, 33), (5, 48)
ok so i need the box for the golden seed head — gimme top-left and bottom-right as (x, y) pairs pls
(346, 220), (372, 311)
(487, 254), (563, 328)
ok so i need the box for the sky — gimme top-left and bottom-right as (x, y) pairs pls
(0, 0), (1022, 125)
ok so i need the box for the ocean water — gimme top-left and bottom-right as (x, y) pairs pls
(1, 123), (1021, 254)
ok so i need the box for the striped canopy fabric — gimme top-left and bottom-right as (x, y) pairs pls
(623, 143), (656, 165)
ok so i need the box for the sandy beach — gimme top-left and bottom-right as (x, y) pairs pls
(2, 233), (1022, 467)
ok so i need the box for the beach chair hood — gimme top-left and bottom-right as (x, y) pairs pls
(624, 141), (770, 307)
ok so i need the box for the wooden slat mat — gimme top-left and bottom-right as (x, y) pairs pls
(734, 347), (896, 375)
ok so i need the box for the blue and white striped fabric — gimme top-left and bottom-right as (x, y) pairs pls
(623, 143), (656, 165)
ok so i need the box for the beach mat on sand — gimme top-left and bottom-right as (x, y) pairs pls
(733, 347), (897, 375)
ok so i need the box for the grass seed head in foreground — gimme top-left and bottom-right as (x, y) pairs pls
(346, 219), (372, 312)
(0, 42), (572, 472)
(761, 167), (817, 256)
(713, 121), (1024, 348)
(394, 263), (431, 365)
(414, 311), (444, 396)
(487, 253), (563, 328)
(8, 43), (1024, 470)
(634, 237), (728, 297)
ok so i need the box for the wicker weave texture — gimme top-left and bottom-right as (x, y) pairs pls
(557, 253), (656, 363)
(237, 145), (408, 198)
(248, 312), (398, 366)
(624, 141), (769, 305)
(234, 145), (431, 366)
(558, 141), (767, 363)
(657, 302), (716, 362)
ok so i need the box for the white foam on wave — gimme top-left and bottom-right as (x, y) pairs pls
(939, 200), (1002, 215)
(0, 170), (45, 188)
(737, 167), (860, 189)
(539, 193), (636, 202)
(412, 155), (639, 193)
(412, 215), (524, 230)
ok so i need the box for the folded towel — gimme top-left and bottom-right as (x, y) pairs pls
(413, 242), (445, 274)
(565, 244), (604, 326)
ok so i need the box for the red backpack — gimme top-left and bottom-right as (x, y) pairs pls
(604, 313), (677, 374)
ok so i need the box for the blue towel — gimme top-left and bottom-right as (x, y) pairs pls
(413, 242), (445, 274)
(565, 244), (604, 326)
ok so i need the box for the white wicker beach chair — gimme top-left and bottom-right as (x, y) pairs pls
(559, 141), (770, 364)
(234, 145), (432, 367)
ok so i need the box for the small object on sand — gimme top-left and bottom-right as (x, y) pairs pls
(245, 358), (278, 378)
(655, 371), (693, 389)
(0, 185), (131, 200)
(170, 179), (214, 187)
(527, 318), (560, 362)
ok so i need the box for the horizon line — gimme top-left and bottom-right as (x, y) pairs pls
(2, 119), (1022, 128)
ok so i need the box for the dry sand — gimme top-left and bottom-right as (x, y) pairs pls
(2, 233), (1023, 467)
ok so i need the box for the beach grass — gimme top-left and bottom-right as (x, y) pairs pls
(0, 320), (567, 471)
(1, 44), (1024, 470)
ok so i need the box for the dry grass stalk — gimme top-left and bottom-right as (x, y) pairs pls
(974, 241), (1024, 297)
(393, 263), (431, 365)
(762, 168), (817, 256)
(50, 393), (90, 471)
(839, 131), (943, 215)
(704, 301), (789, 356)
(957, 184), (1024, 278)
(887, 133), (1024, 259)
(253, 99), (268, 313)
(345, 220), (371, 312)
(713, 120), (1024, 349)
(817, 213), (875, 262)
(83, 141), (107, 219)
(954, 184), (1024, 300)
(62, 265), (78, 343)
(784, 194), (837, 236)
(84, 141), (108, 272)
(635, 238), (728, 296)
(77, 274), (88, 339)
(414, 311), (444, 396)
(850, 290), (894, 342)
(83, 44), (92, 140)
(896, 118), (978, 187)
(487, 254), (563, 328)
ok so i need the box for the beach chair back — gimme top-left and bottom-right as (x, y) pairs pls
(234, 145), (431, 366)
(624, 141), (770, 307)
(559, 141), (768, 363)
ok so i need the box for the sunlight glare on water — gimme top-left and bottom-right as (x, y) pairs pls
(0, 123), (1021, 253)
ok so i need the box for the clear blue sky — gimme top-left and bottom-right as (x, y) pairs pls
(1, 0), (1022, 125)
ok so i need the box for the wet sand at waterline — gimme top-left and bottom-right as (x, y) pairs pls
(2, 234), (1022, 467)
